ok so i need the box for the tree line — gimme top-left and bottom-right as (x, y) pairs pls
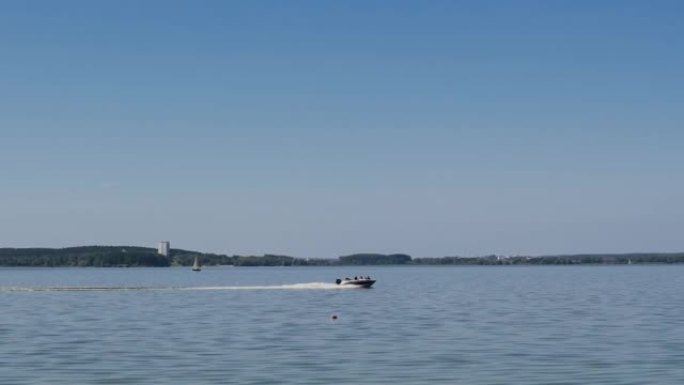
(1, 247), (683, 267)
(0, 246), (170, 267)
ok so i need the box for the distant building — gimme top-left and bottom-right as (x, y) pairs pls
(158, 241), (170, 256)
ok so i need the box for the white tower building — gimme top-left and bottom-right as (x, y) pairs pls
(158, 241), (170, 256)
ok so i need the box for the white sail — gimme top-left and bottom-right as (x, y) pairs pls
(192, 255), (201, 271)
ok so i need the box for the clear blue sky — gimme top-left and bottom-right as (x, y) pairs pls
(1, 0), (683, 258)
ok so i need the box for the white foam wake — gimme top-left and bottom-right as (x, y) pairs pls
(183, 282), (358, 290)
(1, 282), (360, 292)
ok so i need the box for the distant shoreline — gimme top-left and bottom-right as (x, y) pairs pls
(1, 246), (684, 267)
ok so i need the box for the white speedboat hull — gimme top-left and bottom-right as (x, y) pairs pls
(335, 278), (375, 288)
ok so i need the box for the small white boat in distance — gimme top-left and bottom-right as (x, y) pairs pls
(335, 276), (375, 288)
(192, 255), (201, 272)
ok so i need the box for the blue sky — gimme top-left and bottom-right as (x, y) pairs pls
(1, 1), (683, 258)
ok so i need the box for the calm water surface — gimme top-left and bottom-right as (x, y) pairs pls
(1, 265), (684, 384)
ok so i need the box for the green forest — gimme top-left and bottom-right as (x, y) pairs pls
(1, 246), (683, 267)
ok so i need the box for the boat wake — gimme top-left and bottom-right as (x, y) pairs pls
(184, 282), (358, 290)
(1, 282), (361, 292)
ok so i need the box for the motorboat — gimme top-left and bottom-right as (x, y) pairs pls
(335, 276), (376, 288)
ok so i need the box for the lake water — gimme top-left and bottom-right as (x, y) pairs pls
(1, 265), (684, 384)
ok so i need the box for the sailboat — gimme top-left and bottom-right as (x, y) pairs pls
(192, 255), (201, 272)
